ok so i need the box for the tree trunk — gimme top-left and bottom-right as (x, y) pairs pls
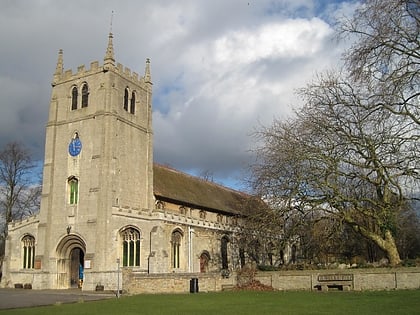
(382, 230), (401, 266)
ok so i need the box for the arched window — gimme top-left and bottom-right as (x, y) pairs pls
(68, 176), (79, 205)
(81, 83), (89, 108)
(22, 235), (35, 269)
(171, 230), (183, 269)
(123, 88), (129, 111)
(130, 91), (136, 114)
(221, 236), (229, 270)
(121, 227), (140, 267)
(71, 87), (78, 110)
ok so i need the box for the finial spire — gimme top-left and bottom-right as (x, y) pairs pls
(110, 10), (114, 33)
(145, 58), (152, 84)
(104, 32), (115, 67)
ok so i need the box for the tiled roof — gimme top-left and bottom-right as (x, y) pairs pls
(153, 164), (251, 215)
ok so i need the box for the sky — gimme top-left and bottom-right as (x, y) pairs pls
(0, 0), (358, 191)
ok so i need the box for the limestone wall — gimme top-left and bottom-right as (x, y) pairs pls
(123, 268), (420, 294)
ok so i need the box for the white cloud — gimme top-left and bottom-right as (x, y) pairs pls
(0, 0), (355, 190)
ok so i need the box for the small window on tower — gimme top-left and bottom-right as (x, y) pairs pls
(68, 176), (79, 205)
(81, 83), (89, 108)
(71, 87), (78, 110)
(130, 91), (136, 114)
(123, 88), (129, 111)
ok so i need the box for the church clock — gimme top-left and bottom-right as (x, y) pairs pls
(68, 135), (82, 156)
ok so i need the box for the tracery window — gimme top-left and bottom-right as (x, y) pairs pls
(68, 176), (79, 205)
(81, 83), (89, 108)
(121, 227), (141, 267)
(71, 87), (78, 110)
(22, 235), (35, 269)
(171, 230), (183, 269)
(130, 91), (136, 114)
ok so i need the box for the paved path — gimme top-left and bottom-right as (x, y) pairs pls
(0, 288), (115, 310)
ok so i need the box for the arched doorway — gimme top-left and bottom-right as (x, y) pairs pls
(56, 234), (86, 289)
(70, 248), (84, 288)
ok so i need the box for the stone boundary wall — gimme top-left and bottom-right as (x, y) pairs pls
(124, 268), (420, 294)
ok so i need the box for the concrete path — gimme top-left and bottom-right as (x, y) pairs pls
(0, 288), (115, 310)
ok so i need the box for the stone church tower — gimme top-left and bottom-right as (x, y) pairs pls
(39, 33), (154, 289)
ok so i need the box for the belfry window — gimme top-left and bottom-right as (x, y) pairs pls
(121, 227), (141, 267)
(130, 91), (136, 114)
(71, 87), (78, 110)
(123, 88), (129, 111)
(171, 230), (183, 269)
(81, 83), (89, 108)
(22, 235), (35, 269)
(68, 176), (79, 205)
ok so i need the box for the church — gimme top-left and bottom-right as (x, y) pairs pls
(1, 33), (260, 291)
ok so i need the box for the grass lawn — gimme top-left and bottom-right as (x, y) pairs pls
(1, 290), (419, 315)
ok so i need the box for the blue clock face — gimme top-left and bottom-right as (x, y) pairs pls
(68, 138), (82, 156)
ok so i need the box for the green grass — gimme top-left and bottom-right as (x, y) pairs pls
(1, 290), (419, 315)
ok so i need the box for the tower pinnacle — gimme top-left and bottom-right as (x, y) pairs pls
(104, 32), (115, 67)
(145, 58), (152, 84)
(52, 49), (63, 85)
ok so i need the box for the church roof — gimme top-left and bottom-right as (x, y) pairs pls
(153, 164), (251, 215)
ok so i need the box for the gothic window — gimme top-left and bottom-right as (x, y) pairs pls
(81, 83), (89, 108)
(68, 176), (79, 205)
(171, 230), (183, 269)
(123, 88), (129, 111)
(71, 87), (78, 110)
(22, 235), (35, 269)
(121, 227), (141, 267)
(221, 236), (229, 270)
(130, 91), (136, 114)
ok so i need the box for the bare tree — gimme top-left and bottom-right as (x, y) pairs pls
(0, 142), (41, 247)
(249, 0), (419, 267)
(251, 70), (418, 266)
(340, 0), (420, 125)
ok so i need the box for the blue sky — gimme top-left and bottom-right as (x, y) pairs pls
(0, 0), (358, 191)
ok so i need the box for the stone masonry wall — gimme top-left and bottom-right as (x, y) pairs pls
(123, 268), (420, 294)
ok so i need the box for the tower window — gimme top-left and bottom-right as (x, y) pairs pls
(121, 227), (141, 267)
(68, 176), (79, 205)
(22, 235), (35, 269)
(171, 230), (183, 269)
(81, 83), (89, 108)
(123, 88), (129, 111)
(130, 91), (136, 114)
(71, 87), (78, 110)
